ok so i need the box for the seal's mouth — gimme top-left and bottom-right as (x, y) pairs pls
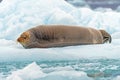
(17, 37), (24, 43)
(17, 37), (27, 46)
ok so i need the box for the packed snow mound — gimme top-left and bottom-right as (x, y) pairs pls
(0, 39), (120, 62)
(6, 62), (93, 80)
(0, 0), (75, 40)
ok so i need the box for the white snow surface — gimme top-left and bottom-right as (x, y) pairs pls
(0, 0), (120, 62)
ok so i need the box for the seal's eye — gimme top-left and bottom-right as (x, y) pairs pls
(22, 36), (27, 39)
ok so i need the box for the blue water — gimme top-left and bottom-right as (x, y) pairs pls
(1, 58), (120, 80)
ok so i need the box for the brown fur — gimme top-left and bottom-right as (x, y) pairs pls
(17, 25), (111, 48)
(99, 30), (112, 43)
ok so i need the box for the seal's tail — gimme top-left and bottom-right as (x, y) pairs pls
(99, 30), (112, 43)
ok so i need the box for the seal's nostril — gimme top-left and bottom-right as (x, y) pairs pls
(17, 38), (20, 42)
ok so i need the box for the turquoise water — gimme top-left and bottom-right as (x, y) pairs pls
(1, 58), (120, 80)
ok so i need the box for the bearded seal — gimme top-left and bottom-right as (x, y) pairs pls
(17, 25), (111, 48)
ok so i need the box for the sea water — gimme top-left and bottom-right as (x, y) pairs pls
(1, 59), (120, 80)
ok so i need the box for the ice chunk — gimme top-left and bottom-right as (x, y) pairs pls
(6, 62), (93, 80)
(42, 71), (93, 80)
(0, 0), (75, 40)
(114, 76), (120, 80)
(0, 0), (120, 65)
(1, 0), (120, 40)
(7, 62), (45, 80)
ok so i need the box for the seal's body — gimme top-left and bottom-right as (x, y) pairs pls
(17, 25), (111, 48)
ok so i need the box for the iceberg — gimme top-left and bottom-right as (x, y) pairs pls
(0, 0), (120, 61)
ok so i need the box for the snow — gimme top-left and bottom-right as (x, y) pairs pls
(0, 0), (120, 61)
(0, 39), (120, 62)
(6, 62), (93, 80)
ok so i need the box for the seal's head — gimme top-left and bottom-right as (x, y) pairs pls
(17, 31), (31, 48)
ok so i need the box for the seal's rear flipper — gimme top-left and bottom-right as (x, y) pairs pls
(99, 30), (112, 43)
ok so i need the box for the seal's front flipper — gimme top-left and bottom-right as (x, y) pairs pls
(99, 30), (112, 43)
